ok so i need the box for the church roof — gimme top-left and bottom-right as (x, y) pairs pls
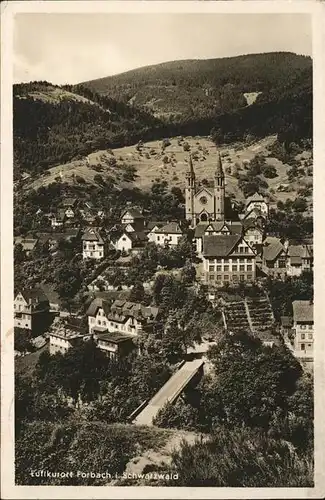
(203, 234), (241, 258)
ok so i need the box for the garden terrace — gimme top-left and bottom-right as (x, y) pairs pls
(246, 297), (275, 333)
(223, 300), (251, 334)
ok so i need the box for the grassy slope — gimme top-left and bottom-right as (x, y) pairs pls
(25, 135), (313, 209)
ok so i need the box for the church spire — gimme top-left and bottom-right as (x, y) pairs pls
(188, 154), (195, 178)
(215, 151), (224, 179)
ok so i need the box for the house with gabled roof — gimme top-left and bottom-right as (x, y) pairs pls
(14, 237), (39, 256)
(287, 244), (313, 277)
(194, 221), (231, 255)
(292, 300), (313, 358)
(121, 208), (145, 230)
(82, 228), (105, 260)
(148, 221), (184, 247)
(242, 218), (264, 248)
(244, 192), (269, 218)
(261, 238), (287, 278)
(14, 288), (50, 333)
(201, 234), (256, 286)
(86, 298), (159, 337)
(111, 229), (148, 253)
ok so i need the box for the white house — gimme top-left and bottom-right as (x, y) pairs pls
(287, 245), (313, 277)
(86, 298), (159, 337)
(14, 288), (50, 332)
(111, 231), (133, 253)
(49, 330), (86, 355)
(148, 222), (184, 247)
(244, 192), (269, 218)
(121, 208), (145, 230)
(292, 300), (313, 358)
(82, 229), (105, 260)
(201, 234), (256, 287)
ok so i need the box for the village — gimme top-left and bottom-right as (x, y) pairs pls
(14, 145), (314, 402)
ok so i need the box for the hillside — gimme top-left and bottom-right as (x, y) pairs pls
(82, 52), (312, 120)
(13, 82), (163, 177)
(13, 52), (312, 182)
(23, 135), (313, 211)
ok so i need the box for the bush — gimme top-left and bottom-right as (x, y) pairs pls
(262, 165), (278, 178)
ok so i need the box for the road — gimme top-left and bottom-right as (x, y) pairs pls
(134, 358), (204, 426)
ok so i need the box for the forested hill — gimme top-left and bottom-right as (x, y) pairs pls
(13, 82), (163, 176)
(13, 52), (312, 177)
(82, 52), (312, 121)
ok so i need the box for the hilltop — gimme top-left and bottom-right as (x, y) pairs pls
(82, 52), (311, 120)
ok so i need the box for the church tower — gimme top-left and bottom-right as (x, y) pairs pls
(214, 151), (225, 221)
(185, 155), (196, 226)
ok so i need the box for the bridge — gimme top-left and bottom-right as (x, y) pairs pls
(133, 358), (204, 426)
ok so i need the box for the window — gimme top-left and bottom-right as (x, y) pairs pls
(99, 252), (102, 257)
(239, 247), (244, 253)
(122, 237), (127, 241)
(216, 258), (222, 263)
(240, 275), (245, 281)
(90, 252), (93, 257)
(301, 343), (305, 350)
(91, 318), (95, 323)
(247, 275), (252, 280)
(98, 320), (101, 325)
(301, 333), (305, 339)
(102, 321), (106, 326)
(209, 265), (215, 272)
(278, 259), (286, 268)
(244, 247), (248, 253)
(224, 265), (229, 272)
(216, 275), (222, 281)
(301, 325), (307, 330)
(157, 236), (160, 241)
(232, 265), (238, 272)
(217, 265), (222, 272)
(240, 265), (245, 271)
(247, 265), (252, 271)
(308, 325), (313, 330)
(209, 274), (214, 281)
(308, 333), (313, 340)
(224, 275), (229, 281)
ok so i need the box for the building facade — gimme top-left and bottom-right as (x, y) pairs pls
(82, 229), (105, 260)
(292, 300), (313, 357)
(201, 234), (256, 287)
(14, 289), (50, 333)
(185, 153), (225, 226)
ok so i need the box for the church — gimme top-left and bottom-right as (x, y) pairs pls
(185, 152), (232, 227)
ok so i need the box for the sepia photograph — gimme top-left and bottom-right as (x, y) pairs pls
(1, 1), (324, 498)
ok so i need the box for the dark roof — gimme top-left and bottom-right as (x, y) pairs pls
(121, 208), (144, 219)
(96, 331), (135, 344)
(40, 284), (61, 305)
(61, 197), (77, 207)
(263, 242), (284, 262)
(128, 231), (148, 243)
(18, 288), (49, 304)
(245, 192), (266, 206)
(146, 221), (165, 231)
(292, 300), (313, 322)
(281, 316), (293, 327)
(82, 229), (104, 243)
(228, 221), (243, 235)
(288, 245), (313, 259)
(158, 222), (183, 235)
(14, 237), (38, 250)
(86, 298), (111, 317)
(195, 222), (232, 238)
(203, 234), (241, 258)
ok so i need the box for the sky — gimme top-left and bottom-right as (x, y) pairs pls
(13, 13), (312, 85)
